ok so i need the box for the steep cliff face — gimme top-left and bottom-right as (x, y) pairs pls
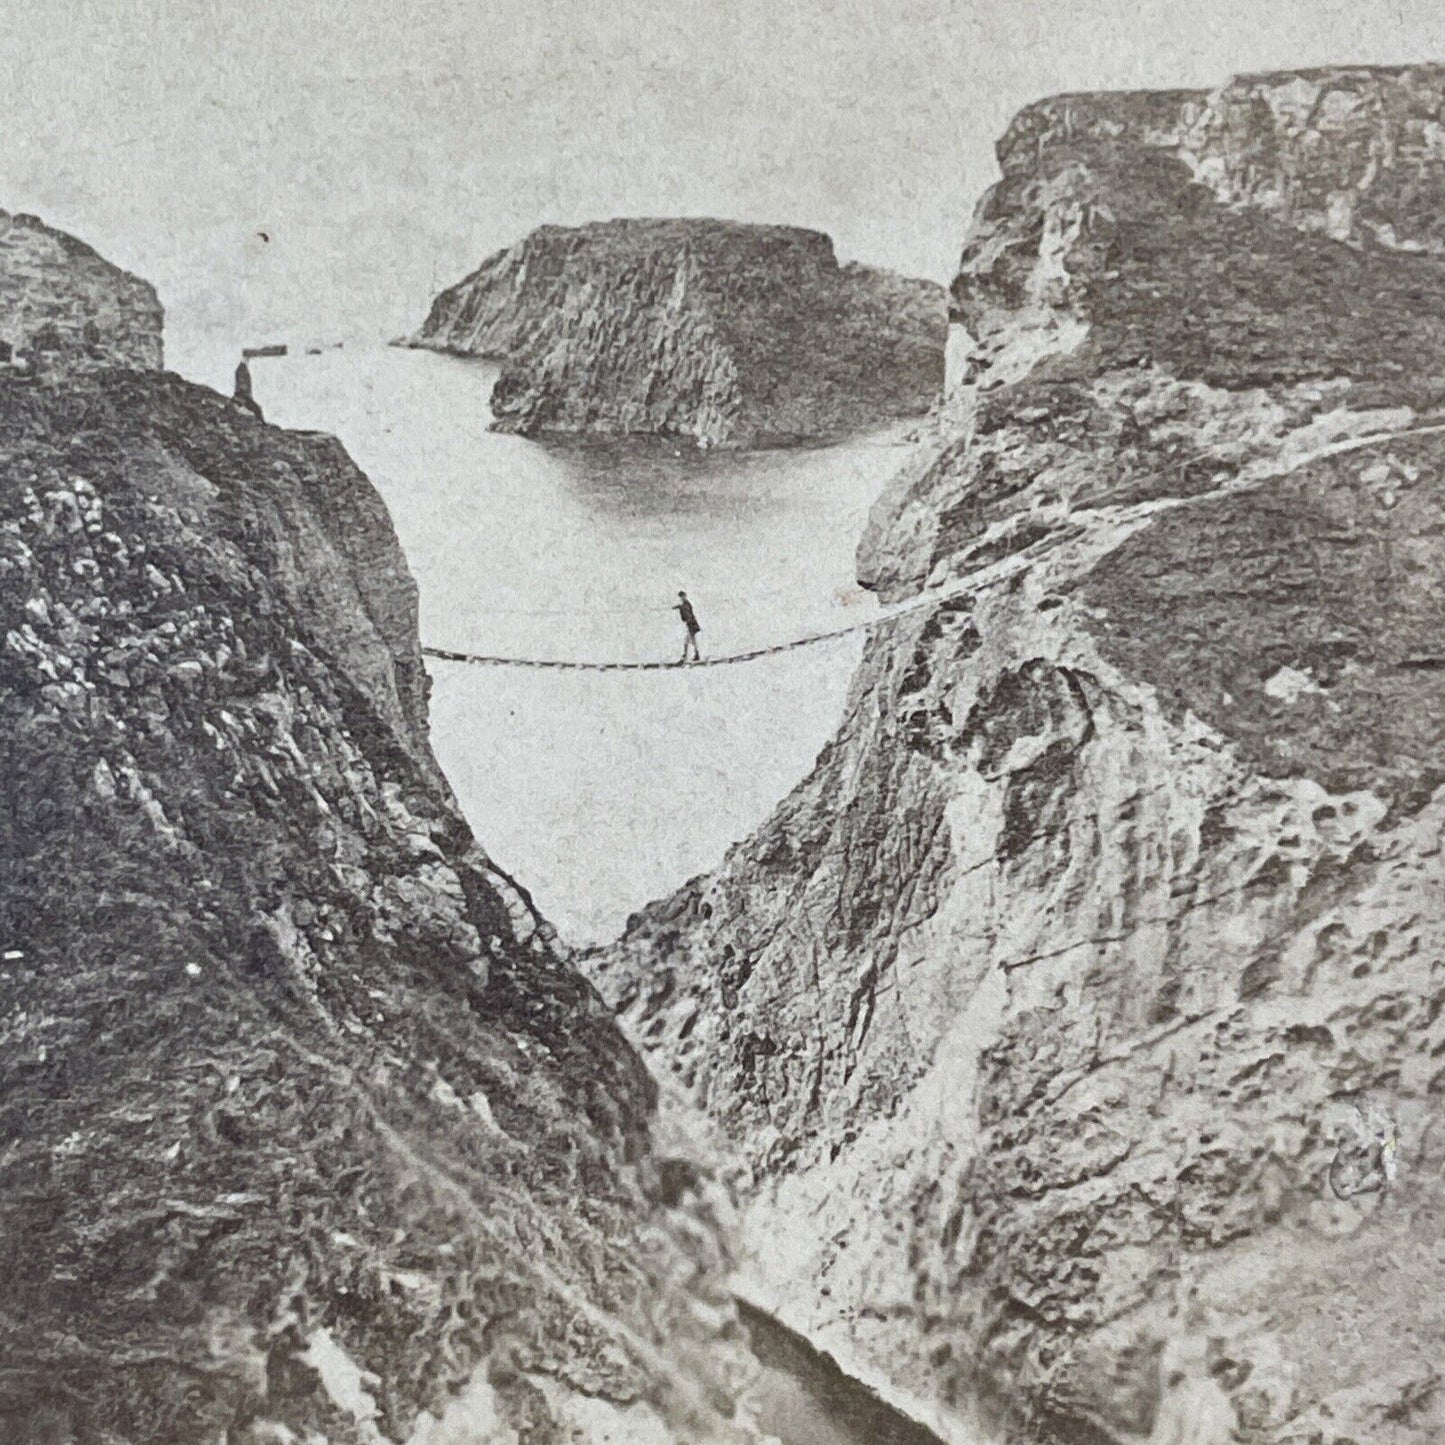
(0, 236), (748, 1445)
(406, 219), (946, 447)
(1, 210), (163, 370)
(593, 66), (1445, 1444)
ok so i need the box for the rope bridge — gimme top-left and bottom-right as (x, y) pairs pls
(421, 573), (975, 672)
(422, 609), (916, 673)
(420, 419), (1445, 673)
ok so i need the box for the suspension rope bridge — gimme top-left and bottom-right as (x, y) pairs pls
(420, 587), (955, 672)
(420, 418), (1445, 673)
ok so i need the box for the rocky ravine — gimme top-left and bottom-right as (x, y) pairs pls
(0, 226), (753, 1444)
(592, 65), (1445, 1445)
(405, 218), (946, 447)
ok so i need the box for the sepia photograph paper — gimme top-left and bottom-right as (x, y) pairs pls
(2, 3), (1445, 1442)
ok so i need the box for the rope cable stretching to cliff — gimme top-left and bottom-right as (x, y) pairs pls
(420, 419), (1445, 672)
(420, 587), (958, 672)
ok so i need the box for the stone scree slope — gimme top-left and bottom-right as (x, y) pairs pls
(406, 218), (947, 447)
(591, 65), (1445, 1445)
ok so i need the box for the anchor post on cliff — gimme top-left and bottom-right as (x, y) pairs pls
(233, 355), (264, 421)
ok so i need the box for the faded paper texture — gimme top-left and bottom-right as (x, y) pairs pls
(3, 3), (1445, 1444)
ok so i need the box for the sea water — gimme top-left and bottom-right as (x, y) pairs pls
(250, 348), (906, 942)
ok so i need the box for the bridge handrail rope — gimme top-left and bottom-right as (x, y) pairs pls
(421, 590), (949, 672)
(421, 419), (1445, 672)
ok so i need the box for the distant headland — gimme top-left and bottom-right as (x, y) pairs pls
(401, 217), (947, 448)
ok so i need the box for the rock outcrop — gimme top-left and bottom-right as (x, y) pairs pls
(592, 65), (1445, 1444)
(406, 218), (947, 447)
(1, 209), (163, 370)
(0, 226), (748, 1444)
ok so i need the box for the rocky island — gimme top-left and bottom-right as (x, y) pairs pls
(404, 218), (948, 447)
(591, 64), (1445, 1445)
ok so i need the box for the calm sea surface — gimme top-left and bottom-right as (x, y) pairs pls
(251, 348), (905, 941)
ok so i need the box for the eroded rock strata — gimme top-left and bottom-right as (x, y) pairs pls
(0, 209), (163, 371)
(406, 218), (947, 447)
(593, 65), (1445, 1444)
(0, 228), (747, 1445)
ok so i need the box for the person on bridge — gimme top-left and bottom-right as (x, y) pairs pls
(674, 590), (702, 664)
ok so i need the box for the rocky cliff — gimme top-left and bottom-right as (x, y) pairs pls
(0, 227), (751, 1445)
(406, 219), (947, 447)
(592, 65), (1445, 1445)
(1, 209), (163, 371)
